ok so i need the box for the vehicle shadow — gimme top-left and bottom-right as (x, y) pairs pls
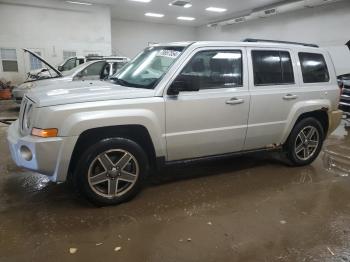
(148, 151), (285, 186)
(1, 151), (287, 209)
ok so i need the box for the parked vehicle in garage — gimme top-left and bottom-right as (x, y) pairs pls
(7, 40), (342, 205)
(57, 55), (130, 72)
(338, 73), (350, 117)
(57, 56), (85, 72)
(12, 50), (129, 103)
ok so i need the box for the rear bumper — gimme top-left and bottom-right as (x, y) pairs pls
(328, 109), (343, 136)
(7, 120), (78, 182)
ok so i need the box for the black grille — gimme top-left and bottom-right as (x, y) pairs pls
(340, 83), (350, 114)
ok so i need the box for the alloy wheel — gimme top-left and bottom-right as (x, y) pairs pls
(88, 149), (139, 198)
(294, 125), (320, 161)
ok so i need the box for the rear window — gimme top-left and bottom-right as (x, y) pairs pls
(252, 50), (294, 86)
(298, 52), (329, 83)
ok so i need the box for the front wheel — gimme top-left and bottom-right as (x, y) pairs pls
(73, 138), (149, 206)
(285, 117), (324, 166)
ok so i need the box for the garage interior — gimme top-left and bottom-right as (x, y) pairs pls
(1, 0), (350, 261)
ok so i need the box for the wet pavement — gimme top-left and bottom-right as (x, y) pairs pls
(1, 100), (350, 261)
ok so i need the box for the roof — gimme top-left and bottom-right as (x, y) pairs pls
(157, 41), (322, 50)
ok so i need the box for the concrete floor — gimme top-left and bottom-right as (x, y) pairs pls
(1, 101), (350, 262)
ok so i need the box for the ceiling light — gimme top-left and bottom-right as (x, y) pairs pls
(129, 0), (151, 2)
(145, 13), (164, 18)
(177, 16), (195, 21)
(169, 1), (192, 8)
(206, 7), (227, 12)
(66, 1), (92, 5)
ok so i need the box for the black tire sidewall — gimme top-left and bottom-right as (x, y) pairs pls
(286, 117), (324, 166)
(74, 137), (149, 206)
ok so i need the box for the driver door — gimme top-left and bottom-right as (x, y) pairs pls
(165, 48), (250, 161)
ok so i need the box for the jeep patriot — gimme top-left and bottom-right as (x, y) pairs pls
(7, 40), (342, 205)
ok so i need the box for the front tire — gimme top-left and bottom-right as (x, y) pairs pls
(285, 117), (324, 166)
(73, 138), (149, 206)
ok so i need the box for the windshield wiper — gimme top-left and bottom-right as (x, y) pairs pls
(112, 78), (134, 87)
(112, 78), (151, 89)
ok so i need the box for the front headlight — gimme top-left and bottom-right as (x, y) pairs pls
(23, 103), (34, 131)
(20, 82), (35, 89)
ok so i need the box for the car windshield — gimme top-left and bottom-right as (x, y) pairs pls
(111, 46), (184, 89)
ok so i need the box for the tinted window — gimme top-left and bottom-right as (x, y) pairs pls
(298, 52), (329, 83)
(178, 50), (243, 90)
(252, 50), (294, 85)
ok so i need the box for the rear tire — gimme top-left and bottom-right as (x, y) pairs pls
(73, 137), (149, 206)
(285, 117), (324, 166)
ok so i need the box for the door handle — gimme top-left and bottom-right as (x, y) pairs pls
(283, 94), (298, 100)
(226, 97), (244, 105)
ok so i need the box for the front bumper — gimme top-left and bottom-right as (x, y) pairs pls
(7, 120), (78, 182)
(328, 109), (343, 136)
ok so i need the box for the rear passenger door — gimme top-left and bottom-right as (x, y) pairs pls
(244, 48), (299, 150)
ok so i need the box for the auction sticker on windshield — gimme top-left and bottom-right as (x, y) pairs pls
(158, 50), (181, 58)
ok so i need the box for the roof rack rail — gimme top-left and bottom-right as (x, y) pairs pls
(242, 38), (319, 48)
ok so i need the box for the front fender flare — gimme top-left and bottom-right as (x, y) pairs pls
(59, 109), (166, 157)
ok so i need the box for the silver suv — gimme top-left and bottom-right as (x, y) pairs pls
(7, 40), (342, 205)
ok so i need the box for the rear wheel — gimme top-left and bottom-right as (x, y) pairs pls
(285, 117), (324, 166)
(73, 138), (149, 206)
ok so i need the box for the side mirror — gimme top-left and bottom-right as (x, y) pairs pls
(167, 77), (200, 96)
(58, 66), (64, 72)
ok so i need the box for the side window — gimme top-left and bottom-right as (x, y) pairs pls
(0, 48), (18, 72)
(252, 50), (294, 85)
(62, 58), (76, 71)
(178, 50), (243, 90)
(298, 52), (329, 83)
(80, 61), (105, 77)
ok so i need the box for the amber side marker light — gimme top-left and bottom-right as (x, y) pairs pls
(31, 128), (58, 138)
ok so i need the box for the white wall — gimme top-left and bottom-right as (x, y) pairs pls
(0, 2), (112, 84)
(111, 19), (197, 59)
(1, 0), (349, 84)
(197, 1), (350, 75)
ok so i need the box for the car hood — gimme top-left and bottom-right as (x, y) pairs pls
(15, 77), (72, 90)
(26, 80), (156, 107)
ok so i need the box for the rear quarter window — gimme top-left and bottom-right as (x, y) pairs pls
(298, 52), (329, 83)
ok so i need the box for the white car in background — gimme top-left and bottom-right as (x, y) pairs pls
(12, 49), (129, 103)
(57, 55), (130, 72)
(57, 56), (86, 72)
